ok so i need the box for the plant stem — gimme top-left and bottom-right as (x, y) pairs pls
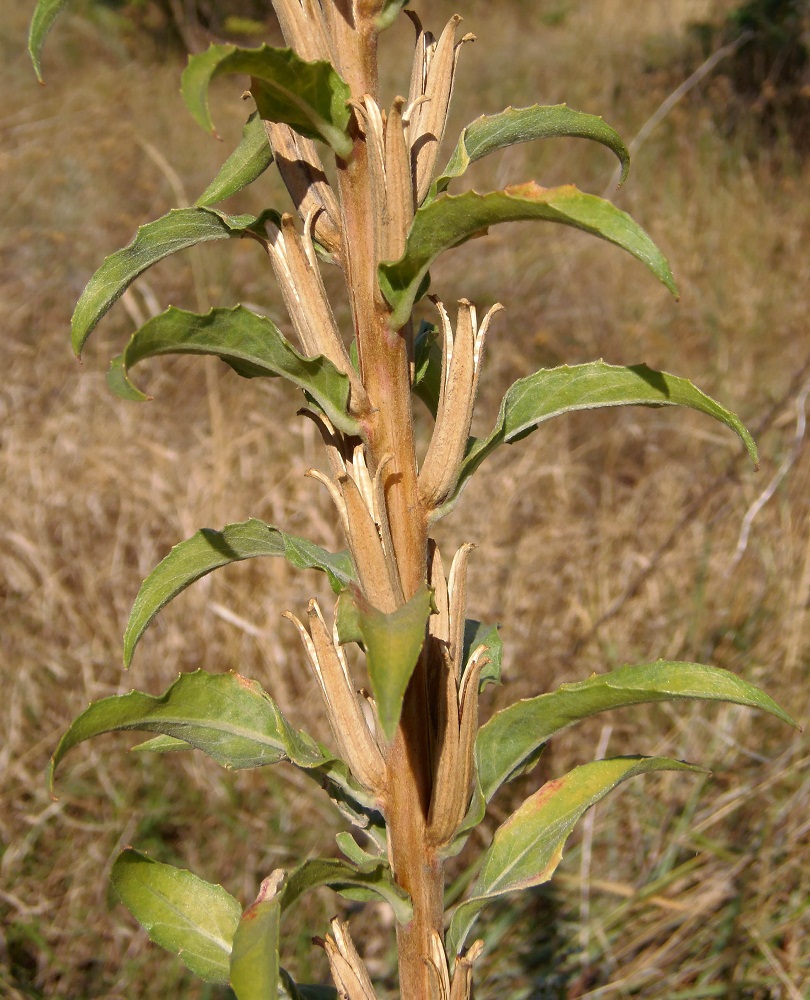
(334, 10), (442, 994)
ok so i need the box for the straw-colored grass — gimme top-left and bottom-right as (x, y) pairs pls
(1, 0), (808, 996)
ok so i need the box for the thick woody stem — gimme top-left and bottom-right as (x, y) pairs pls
(331, 8), (441, 999)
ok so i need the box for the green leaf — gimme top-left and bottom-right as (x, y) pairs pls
(451, 361), (757, 506)
(230, 875), (283, 1000)
(447, 755), (704, 957)
(463, 620), (503, 691)
(49, 670), (332, 782)
(124, 518), (355, 666)
(71, 207), (275, 356)
(107, 306), (359, 435)
(181, 44), (352, 158)
(111, 848), (241, 984)
(431, 105), (630, 201)
(379, 183), (677, 329)
(195, 112), (274, 207)
(284, 857), (413, 924)
(352, 586), (433, 741)
(51, 669), (382, 836)
(375, 0), (409, 30)
(477, 660), (796, 806)
(28, 0), (69, 81)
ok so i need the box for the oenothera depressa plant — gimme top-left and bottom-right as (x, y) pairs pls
(31, 2), (795, 997)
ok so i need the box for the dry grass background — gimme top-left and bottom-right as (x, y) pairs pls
(1, 0), (809, 996)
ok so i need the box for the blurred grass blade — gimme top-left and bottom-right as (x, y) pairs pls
(111, 849), (241, 984)
(195, 112), (274, 207)
(71, 207), (276, 355)
(375, 0), (409, 31)
(351, 585), (433, 741)
(49, 670), (334, 782)
(181, 44), (353, 157)
(451, 361), (757, 506)
(28, 0), (69, 81)
(431, 104), (630, 200)
(230, 875), (283, 1000)
(379, 183), (677, 329)
(107, 305), (359, 435)
(284, 857), (413, 924)
(447, 756), (704, 958)
(124, 518), (355, 666)
(477, 660), (797, 804)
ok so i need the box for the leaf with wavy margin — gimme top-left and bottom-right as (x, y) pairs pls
(182, 44), (352, 157)
(124, 519), (354, 666)
(430, 104), (630, 201)
(379, 182), (677, 329)
(477, 660), (796, 804)
(447, 756), (703, 958)
(71, 207), (275, 355)
(107, 306), (358, 435)
(446, 361), (757, 509)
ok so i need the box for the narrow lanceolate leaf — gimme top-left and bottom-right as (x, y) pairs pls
(379, 183), (677, 329)
(431, 105), (630, 201)
(353, 585), (433, 741)
(284, 858), (413, 924)
(28, 0), (69, 80)
(71, 207), (276, 355)
(49, 670), (332, 783)
(111, 849), (241, 984)
(107, 306), (359, 435)
(230, 874), (283, 1000)
(195, 112), (274, 207)
(447, 756), (703, 957)
(477, 661), (796, 805)
(451, 361), (757, 505)
(124, 519), (355, 666)
(181, 44), (352, 158)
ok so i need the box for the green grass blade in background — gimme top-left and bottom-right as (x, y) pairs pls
(447, 756), (705, 959)
(432, 104), (631, 199)
(71, 207), (276, 355)
(351, 585), (433, 741)
(28, 0), (69, 81)
(48, 670), (334, 782)
(230, 875), (283, 1000)
(124, 519), (355, 666)
(111, 849), (241, 985)
(379, 183), (678, 328)
(181, 44), (353, 157)
(195, 112), (274, 207)
(453, 361), (758, 502)
(477, 661), (797, 804)
(107, 305), (359, 434)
